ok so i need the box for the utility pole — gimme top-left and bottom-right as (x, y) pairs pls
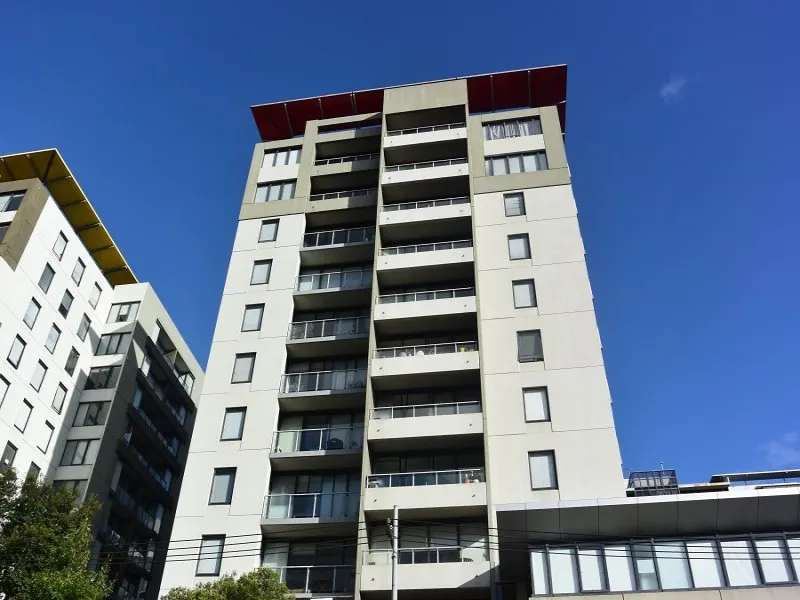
(385, 505), (399, 600)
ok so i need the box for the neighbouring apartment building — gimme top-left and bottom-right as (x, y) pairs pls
(159, 65), (800, 600)
(0, 149), (204, 600)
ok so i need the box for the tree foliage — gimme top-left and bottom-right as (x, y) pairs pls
(0, 468), (111, 600)
(161, 567), (293, 600)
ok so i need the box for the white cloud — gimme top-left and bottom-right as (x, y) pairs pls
(759, 432), (800, 468)
(659, 74), (687, 103)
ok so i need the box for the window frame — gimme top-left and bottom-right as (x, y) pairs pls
(15, 399), (33, 432)
(196, 535), (226, 576)
(263, 148), (301, 168)
(107, 302), (140, 323)
(89, 283), (102, 308)
(39, 263), (55, 293)
(23, 298), (41, 329)
(84, 366), (120, 391)
(7, 335), (27, 368)
(231, 353), (256, 384)
(254, 180), (297, 203)
(71, 258), (86, 285)
(529, 450), (558, 490)
(507, 234), (532, 260)
(45, 324), (61, 354)
(512, 279), (537, 309)
(259, 219), (279, 242)
(96, 332), (131, 356)
(523, 387), (550, 422)
(0, 375), (9, 407)
(241, 304), (265, 332)
(58, 290), (74, 317)
(65, 347), (79, 376)
(1, 442), (17, 468)
(30, 360), (48, 392)
(39, 421), (55, 452)
(53, 232), (68, 260)
(60, 438), (100, 466)
(504, 193), (526, 217)
(78, 314), (92, 341)
(52, 383), (67, 414)
(517, 330), (544, 363)
(250, 259), (273, 285)
(209, 467), (237, 505)
(220, 407), (246, 441)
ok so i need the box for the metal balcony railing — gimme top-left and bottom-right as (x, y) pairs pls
(272, 425), (364, 453)
(303, 226), (374, 248)
(263, 492), (360, 520)
(364, 546), (488, 565)
(374, 341), (477, 359)
(121, 436), (171, 491)
(274, 565), (356, 594)
(288, 316), (369, 340)
(381, 239), (472, 256)
(384, 157), (467, 172)
(314, 153), (379, 166)
(309, 187), (377, 202)
(382, 195), (470, 212)
(366, 467), (485, 488)
(133, 405), (178, 456)
(296, 268), (372, 292)
(114, 487), (160, 532)
(126, 546), (153, 572)
(144, 373), (187, 426)
(386, 122), (466, 136)
(372, 401), (481, 420)
(281, 369), (367, 394)
(377, 287), (475, 304)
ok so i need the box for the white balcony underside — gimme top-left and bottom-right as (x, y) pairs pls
(364, 482), (487, 519)
(360, 561), (491, 592)
(367, 412), (483, 452)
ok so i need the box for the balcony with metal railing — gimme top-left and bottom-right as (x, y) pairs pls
(270, 425), (364, 470)
(294, 267), (373, 311)
(382, 156), (468, 188)
(371, 341), (479, 388)
(286, 316), (369, 358)
(376, 240), (473, 288)
(368, 400), (483, 449)
(273, 565), (356, 595)
(374, 286), (476, 330)
(300, 226), (375, 266)
(309, 187), (377, 203)
(279, 369), (367, 411)
(379, 194), (472, 241)
(261, 492), (360, 535)
(314, 152), (379, 166)
(311, 151), (379, 181)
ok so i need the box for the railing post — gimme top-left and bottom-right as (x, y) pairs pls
(305, 567), (311, 594)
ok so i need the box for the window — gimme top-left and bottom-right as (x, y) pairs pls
(39, 263), (55, 293)
(0, 223), (8, 242)
(196, 535), (225, 576)
(84, 366), (119, 390)
(517, 330), (544, 363)
(89, 283), (102, 308)
(254, 181), (296, 203)
(241, 304), (264, 332)
(0, 376), (9, 406)
(231, 353), (255, 384)
(259, 219), (279, 242)
(73, 402), (110, 426)
(512, 279), (537, 308)
(39, 422), (55, 452)
(15, 400), (33, 432)
(483, 117), (542, 140)
(78, 314), (91, 341)
(71, 258), (85, 285)
(1, 442), (17, 469)
(529, 451), (557, 490)
(53, 232), (68, 259)
(523, 388), (550, 422)
(26, 462), (41, 480)
(58, 290), (74, 317)
(52, 479), (88, 495)
(96, 332), (131, 355)
(221, 407), (246, 441)
(209, 468), (236, 505)
(0, 191), (24, 212)
(52, 383), (67, 413)
(504, 193), (526, 217)
(250, 260), (272, 285)
(45, 324), (61, 353)
(720, 540), (761, 586)
(60, 439), (100, 466)
(107, 302), (140, 323)
(263, 148), (301, 168)
(507, 234), (531, 260)
(23, 298), (41, 329)
(7, 335), (26, 368)
(485, 151), (548, 175)
(65, 347), (79, 376)
(30, 360), (48, 391)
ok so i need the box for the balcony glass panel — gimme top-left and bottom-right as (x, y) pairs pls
(309, 188), (376, 201)
(372, 401), (481, 419)
(366, 468), (484, 488)
(314, 153), (378, 166)
(386, 122), (466, 136)
(273, 426), (364, 453)
(303, 227), (375, 248)
(377, 287), (474, 304)
(384, 157), (467, 172)
(383, 196), (469, 212)
(281, 369), (367, 394)
(264, 492), (360, 520)
(276, 566), (355, 594)
(381, 239), (472, 256)
(374, 341), (477, 359)
(288, 317), (369, 340)
(296, 269), (371, 292)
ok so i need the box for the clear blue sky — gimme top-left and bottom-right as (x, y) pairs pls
(3, 1), (799, 483)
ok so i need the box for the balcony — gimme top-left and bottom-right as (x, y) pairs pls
(380, 195), (471, 240)
(136, 370), (189, 442)
(117, 438), (173, 505)
(361, 546), (490, 592)
(301, 226), (375, 266)
(279, 369), (367, 411)
(381, 157), (468, 188)
(261, 492), (359, 537)
(274, 565), (355, 596)
(307, 187), (378, 228)
(364, 468), (486, 518)
(311, 153), (379, 184)
(371, 342), (479, 389)
(374, 287), (476, 336)
(294, 268), (372, 311)
(110, 487), (162, 534)
(126, 404), (181, 471)
(384, 121), (467, 149)
(368, 401), (482, 451)
(270, 425), (364, 470)
(287, 316), (369, 358)
(377, 240), (473, 287)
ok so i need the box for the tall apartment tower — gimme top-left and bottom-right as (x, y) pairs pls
(162, 65), (800, 600)
(0, 150), (204, 600)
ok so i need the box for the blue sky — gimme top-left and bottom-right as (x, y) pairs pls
(3, 1), (799, 483)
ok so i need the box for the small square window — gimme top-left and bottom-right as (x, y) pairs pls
(196, 536), (225, 576)
(512, 280), (537, 308)
(504, 193), (525, 217)
(39, 263), (55, 293)
(26, 462), (41, 481)
(221, 407), (246, 441)
(529, 451), (557, 490)
(58, 290), (74, 317)
(45, 324), (61, 354)
(30, 360), (48, 392)
(89, 283), (102, 308)
(508, 234), (531, 260)
(53, 232), (68, 260)
(209, 468), (236, 505)
(517, 330), (544, 363)
(7, 335), (26, 368)
(250, 260), (272, 285)
(23, 298), (41, 329)
(523, 388), (550, 422)
(72, 258), (86, 285)
(1, 442), (17, 468)
(241, 304), (264, 332)
(231, 353), (255, 384)
(259, 219), (279, 242)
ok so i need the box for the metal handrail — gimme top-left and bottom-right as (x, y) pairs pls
(115, 487), (159, 532)
(383, 196), (470, 212)
(281, 369), (367, 394)
(386, 122), (466, 136)
(367, 467), (485, 488)
(145, 373), (187, 425)
(381, 239), (472, 255)
(288, 316), (369, 340)
(303, 226), (375, 248)
(363, 546), (488, 565)
(309, 187), (377, 201)
(263, 491), (360, 520)
(314, 153), (379, 166)
(376, 287), (474, 304)
(375, 341), (477, 358)
(133, 405), (178, 456)
(384, 157), (467, 172)
(371, 401), (481, 419)
(274, 565), (356, 594)
(122, 437), (171, 491)
(295, 268), (372, 292)
(272, 425), (364, 453)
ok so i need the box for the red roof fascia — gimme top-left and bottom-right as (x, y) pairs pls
(251, 65), (567, 142)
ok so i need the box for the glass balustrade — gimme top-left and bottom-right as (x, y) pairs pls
(296, 269), (372, 292)
(381, 239), (472, 256)
(377, 287), (474, 304)
(372, 401), (481, 419)
(272, 425), (364, 453)
(374, 341), (477, 358)
(264, 492), (360, 520)
(383, 196), (470, 212)
(281, 369), (367, 394)
(366, 467), (485, 488)
(288, 317), (369, 341)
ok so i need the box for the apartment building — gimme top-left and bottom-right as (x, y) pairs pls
(160, 65), (800, 600)
(0, 149), (204, 600)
